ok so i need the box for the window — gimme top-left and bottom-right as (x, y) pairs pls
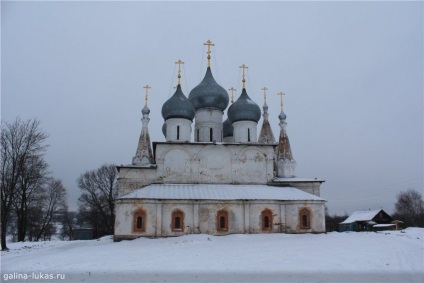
(261, 209), (273, 231)
(299, 208), (311, 229)
(177, 126), (180, 140)
(172, 210), (184, 232)
(217, 210), (229, 232)
(133, 209), (146, 233)
(197, 129), (200, 142)
(210, 128), (213, 142)
(248, 128), (251, 142)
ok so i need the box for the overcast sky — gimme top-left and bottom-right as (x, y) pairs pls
(2, 1), (423, 215)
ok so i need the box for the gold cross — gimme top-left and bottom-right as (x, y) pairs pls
(239, 64), (248, 89)
(175, 59), (184, 85)
(277, 91), (285, 111)
(204, 40), (215, 67)
(262, 87), (268, 104)
(228, 87), (236, 103)
(143, 85), (151, 106)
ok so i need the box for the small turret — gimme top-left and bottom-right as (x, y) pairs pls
(276, 91), (296, 177)
(133, 85), (154, 166)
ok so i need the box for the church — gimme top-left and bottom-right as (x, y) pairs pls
(114, 41), (326, 240)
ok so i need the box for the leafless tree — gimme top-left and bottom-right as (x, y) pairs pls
(1, 118), (48, 250)
(77, 164), (117, 238)
(393, 189), (424, 227)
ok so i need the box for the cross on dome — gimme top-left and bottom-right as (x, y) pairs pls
(175, 59), (184, 85)
(143, 85), (151, 106)
(239, 64), (248, 89)
(228, 87), (236, 103)
(262, 87), (268, 104)
(204, 40), (215, 67)
(277, 91), (285, 111)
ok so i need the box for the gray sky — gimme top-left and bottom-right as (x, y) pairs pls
(2, 1), (423, 215)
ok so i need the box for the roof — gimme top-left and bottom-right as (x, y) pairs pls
(272, 177), (325, 183)
(118, 184), (325, 201)
(340, 210), (382, 224)
(373, 224), (395, 228)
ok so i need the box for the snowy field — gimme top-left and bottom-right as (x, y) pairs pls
(1, 228), (423, 283)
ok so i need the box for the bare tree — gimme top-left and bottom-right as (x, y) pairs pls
(34, 179), (67, 241)
(1, 118), (48, 250)
(393, 189), (424, 227)
(77, 164), (117, 238)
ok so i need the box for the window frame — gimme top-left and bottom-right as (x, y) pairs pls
(299, 208), (311, 229)
(171, 209), (185, 232)
(216, 210), (229, 232)
(261, 209), (273, 231)
(133, 209), (146, 233)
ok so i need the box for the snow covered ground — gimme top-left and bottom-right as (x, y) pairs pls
(1, 228), (423, 283)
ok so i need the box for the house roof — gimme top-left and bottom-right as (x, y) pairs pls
(118, 184), (325, 201)
(340, 210), (382, 224)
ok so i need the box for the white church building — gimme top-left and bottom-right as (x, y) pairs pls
(114, 41), (326, 240)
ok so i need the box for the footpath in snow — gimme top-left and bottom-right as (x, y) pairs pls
(1, 228), (423, 283)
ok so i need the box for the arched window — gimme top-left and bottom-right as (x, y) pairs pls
(177, 126), (180, 140)
(210, 128), (213, 142)
(261, 209), (273, 231)
(197, 129), (200, 142)
(217, 210), (229, 232)
(248, 128), (251, 142)
(133, 209), (146, 233)
(172, 210), (184, 232)
(299, 208), (311, 229)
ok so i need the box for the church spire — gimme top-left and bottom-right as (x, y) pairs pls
(133, 85), (154, 166)
(276, 91), (296, 178)
(258, 87), (276, 144)
(239, 64), (248, 90)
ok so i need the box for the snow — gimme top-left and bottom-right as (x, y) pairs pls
(340, 210), (381, 224)
(119, 184), (324, 201)
(1, 228), (423, 283)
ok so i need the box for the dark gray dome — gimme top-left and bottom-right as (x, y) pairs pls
(278, 110), (287, 120)
(142, 105), (150, 115)
(228, 89), (261, 123)
(162, 122), (167, 138)
(161, 85), (195, 121)
(188, 67), (229, 111)
(223, 117), (233, 138)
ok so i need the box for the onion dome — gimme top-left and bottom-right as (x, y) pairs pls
(278, 110), (287, 120)
(188, 67), (229, 111)
(162, 122), (167, 137)
(142, 105), (150, 115)
(161, 85), (195, 121)
(228, 89), (261, 123)
(223, 117), (233, 138)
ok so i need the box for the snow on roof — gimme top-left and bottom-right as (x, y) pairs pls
(373, 224), (395, 227)
(340, 210), (382, 224)
(118, 184), (325, 201)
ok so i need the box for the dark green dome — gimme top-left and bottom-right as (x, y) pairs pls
(228, 89), (261, 123)
(223, 117), (233, 138)
(188, 67), (229, 111)
(162, 122), (167, 137)
(161, 85), (195, 121)
(278, 110), (287, 120)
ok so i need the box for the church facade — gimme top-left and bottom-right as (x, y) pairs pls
(114, 42), (326, 241)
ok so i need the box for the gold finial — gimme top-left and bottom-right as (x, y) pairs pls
(204, 40), (215, 68)
(277, 91), (285, 111)
(228, 87), (236, 103)
(261, 87), (268, 104)
(175, 59), (184, 85)
(239, 64), (248, 89)
(143, 85), (151, 106)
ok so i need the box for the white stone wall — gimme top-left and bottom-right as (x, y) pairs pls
(232, 120), (258, 143)
(114, 199), (326, 240)
(165, 118), (192, 142)
(194, 109), (223, 142)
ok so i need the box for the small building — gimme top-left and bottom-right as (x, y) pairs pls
(73, 228), (94, 240)
(339, 209), (394, 232)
